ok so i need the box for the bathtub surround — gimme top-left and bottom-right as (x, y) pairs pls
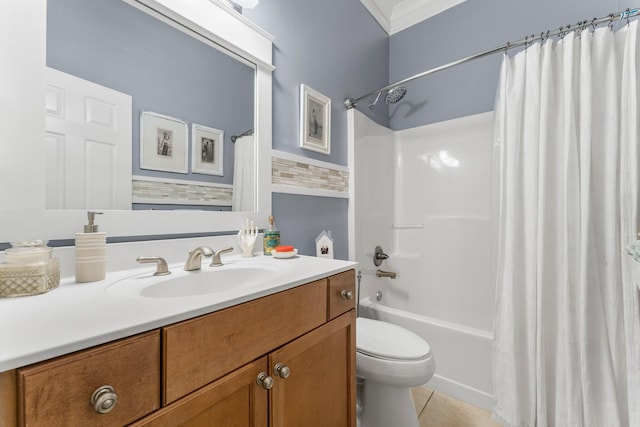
(492, 22), (640, 426)
(350, 109), (496, 409)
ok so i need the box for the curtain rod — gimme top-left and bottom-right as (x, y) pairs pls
(231, 128), (254, 143)
(344, 7), (640, 110)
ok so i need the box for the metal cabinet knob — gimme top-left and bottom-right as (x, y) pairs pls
(340, 290), (354, 300)
(256, 372), (274, 390)
(91, 385), (118, 414)
(274, 363), (291, 379)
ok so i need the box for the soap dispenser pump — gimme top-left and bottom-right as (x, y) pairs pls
(75, 211), (106, 283)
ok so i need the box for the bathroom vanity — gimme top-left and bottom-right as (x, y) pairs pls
(0, 255), (356, 426)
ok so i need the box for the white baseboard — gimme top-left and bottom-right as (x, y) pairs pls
(425, 374), (495, 411)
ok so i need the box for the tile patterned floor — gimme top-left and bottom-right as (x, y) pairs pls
(412, 388), (502, 427)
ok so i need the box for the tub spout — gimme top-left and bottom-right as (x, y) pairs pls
(376, 269), (397, 279)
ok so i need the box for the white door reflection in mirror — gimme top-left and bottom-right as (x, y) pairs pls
(45, 67), (132, 209)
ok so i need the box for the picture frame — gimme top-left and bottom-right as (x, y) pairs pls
(140, 111), (188, 174)
(299, 84), (331, 155)
(191, 123), (224, 176)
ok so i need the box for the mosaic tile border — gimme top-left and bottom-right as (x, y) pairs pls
(132, 176), (233, 206)
(272, 151), (349, 196)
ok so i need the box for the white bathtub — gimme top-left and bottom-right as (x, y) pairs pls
(358, 296), (495, 411)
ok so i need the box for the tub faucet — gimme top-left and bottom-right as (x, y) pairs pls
(184, 246), (214, 271)
(376, 269), (397, 279)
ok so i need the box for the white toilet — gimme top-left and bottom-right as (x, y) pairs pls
(356, 317), (435, 427)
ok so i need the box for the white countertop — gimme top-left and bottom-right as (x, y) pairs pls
(0, 254), (356, 372)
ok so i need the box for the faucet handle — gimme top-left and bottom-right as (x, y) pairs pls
(210, 247), (234, 267)
(136, 257), (171, 276)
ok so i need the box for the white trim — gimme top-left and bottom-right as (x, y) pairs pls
(133, 175), (233, 189)
(135, 0), (274, 68)
(272, 184), (349, 199)
(390, 0), (465, 35)
(207, 0), (275, 42)
(426, 375), (495, 412)
(347, 110), (356, 262)
(272, 150), (349, 173)
(360, 0), (465, 36)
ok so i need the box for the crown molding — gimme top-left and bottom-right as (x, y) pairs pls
(391, 0), (465, 34)
(361, 0), (465, 36)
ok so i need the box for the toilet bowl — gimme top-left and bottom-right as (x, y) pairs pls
(356, 317), (435, 427)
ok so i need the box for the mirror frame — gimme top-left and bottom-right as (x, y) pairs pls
(0, 0), (273, 240)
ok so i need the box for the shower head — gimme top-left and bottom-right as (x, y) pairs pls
(385, 86), (407, 104)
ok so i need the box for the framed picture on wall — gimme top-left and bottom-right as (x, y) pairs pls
(299, 84), (331, 155)
(140, 111), (188, 173)
(191, 123), (224, 176)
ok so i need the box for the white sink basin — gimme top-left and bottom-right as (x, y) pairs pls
(106, 260), (284, 298)
(141, 266), (277, 298)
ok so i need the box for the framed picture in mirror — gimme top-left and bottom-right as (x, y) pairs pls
(140, 111), (188, 173)
(191, 123), (224, 176)
(299, 84), (331, 155)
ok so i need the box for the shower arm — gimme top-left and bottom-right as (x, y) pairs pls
(344, 7), (640, 110)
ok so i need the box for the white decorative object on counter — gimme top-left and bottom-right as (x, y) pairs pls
(315, 230), (334, 259)
(238, 219), (258, 257)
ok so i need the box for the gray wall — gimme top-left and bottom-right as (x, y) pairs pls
(245, 0), (389, 259)
(47, 0), (254, 185)
(388, 0), (637, 130)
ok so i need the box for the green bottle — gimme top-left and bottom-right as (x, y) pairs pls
(263, 215), (280, 255)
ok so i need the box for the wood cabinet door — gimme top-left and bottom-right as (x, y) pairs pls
(130, 357), (268, 427)
(269, 311), (356, 427)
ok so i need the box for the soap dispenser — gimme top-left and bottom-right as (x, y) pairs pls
(75, 211), (106, 283)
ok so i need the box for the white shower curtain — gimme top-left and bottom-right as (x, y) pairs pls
(232, 134), (255, 211)
(493, 22), (640, 427)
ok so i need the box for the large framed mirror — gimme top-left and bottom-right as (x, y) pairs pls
(0, 0), (273, 241)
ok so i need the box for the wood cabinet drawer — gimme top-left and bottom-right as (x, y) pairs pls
(163, 279), (327, 404)
(327, 270), (356, 320)
(18, 330), (160, 427)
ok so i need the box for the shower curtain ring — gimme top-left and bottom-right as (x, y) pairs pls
(609, 14), (615, 30)
(626, 8), (631, 26)
(591, 18), (597, 31)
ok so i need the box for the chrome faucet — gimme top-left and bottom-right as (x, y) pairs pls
(184, 246), (214, 271)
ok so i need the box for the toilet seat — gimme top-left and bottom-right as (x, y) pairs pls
(356, 317), (431, 360)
